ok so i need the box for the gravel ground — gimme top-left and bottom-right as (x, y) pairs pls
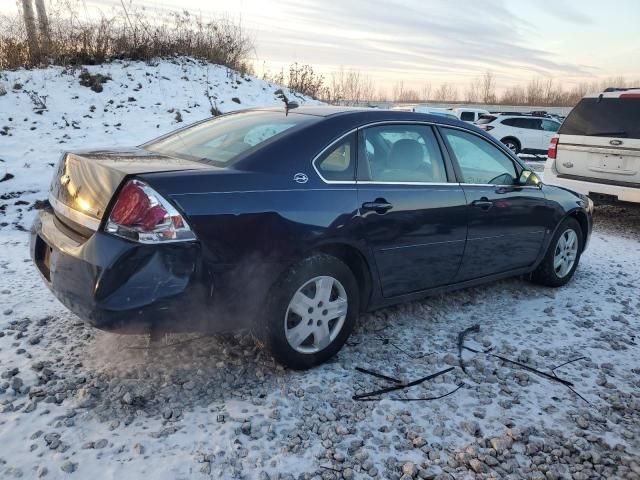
(2, 61), (638, 480)
(1, 206), (639, 480)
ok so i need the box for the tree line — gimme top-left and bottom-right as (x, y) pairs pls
(267, 66), (639, 107)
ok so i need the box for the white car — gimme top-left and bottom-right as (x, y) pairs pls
(449, 107), (490, 123)
(395, 105), (458, 119)
(544, 88), (640, 204)
(476, 114), (561, 154)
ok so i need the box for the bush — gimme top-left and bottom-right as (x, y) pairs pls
(78, 69), (111, 93)
(0, 1), (253, 72)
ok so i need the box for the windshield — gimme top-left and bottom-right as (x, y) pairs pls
(559, 98), (640, 139)
(144, 110), (314, 164)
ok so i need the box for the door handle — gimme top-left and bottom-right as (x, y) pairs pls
(361, 199), (393, 214)
(471, 199), (493, 211)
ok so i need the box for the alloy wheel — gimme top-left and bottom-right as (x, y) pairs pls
(504, 141), (518, 153)
(554, 229), (578, 278)
(284, 275), (348, 354)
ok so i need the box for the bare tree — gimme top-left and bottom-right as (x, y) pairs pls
(392, 81), (405, 102)
(480, 71), (496, 104)
(465, 78), (480, 103)
(21, 0), (39, 63)
(434, 83), (456, 102)
(420, 82), (432, 102)
(34, 0), (49, 58)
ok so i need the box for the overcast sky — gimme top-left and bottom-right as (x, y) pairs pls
(5, 0), (640, 92)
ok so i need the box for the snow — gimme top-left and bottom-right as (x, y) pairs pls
(0, 57), (320, 230)
(1, 59), (640, 479)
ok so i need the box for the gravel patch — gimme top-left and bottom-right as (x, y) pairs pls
(1, 210), (639, 478)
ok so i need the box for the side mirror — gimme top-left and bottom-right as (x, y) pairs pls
(519, 169), (542, 187)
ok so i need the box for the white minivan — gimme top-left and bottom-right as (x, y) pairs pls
(544, 88), (640, 204)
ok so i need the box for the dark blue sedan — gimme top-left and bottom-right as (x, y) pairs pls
(31, 107), (593, 369)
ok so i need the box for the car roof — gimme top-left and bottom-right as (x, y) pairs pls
(256, 105), (372, 117)
(453, 107), (489, 113)
(582, 88), (640, 99)
(492, 114), (558, 120)
(252, 105), (467, 126)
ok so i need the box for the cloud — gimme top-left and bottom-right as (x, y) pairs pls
(252, 0), (596, 85)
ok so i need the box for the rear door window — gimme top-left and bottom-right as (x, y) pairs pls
(359, 124), (448, 183)
(502, 118), (519, 127)
(519, 118), (542, 130)
(542, 119), (560, 132)
(559, 97), (640, 138)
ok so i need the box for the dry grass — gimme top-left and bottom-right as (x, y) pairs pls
(0, 1), (253, 73)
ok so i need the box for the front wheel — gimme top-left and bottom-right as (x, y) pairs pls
(530, 218), (583, 287)
(260, 254), (359, 369)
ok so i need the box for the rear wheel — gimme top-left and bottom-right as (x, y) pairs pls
(531, 218), (583, 287)
(261, 254), (359, 369)
(501, 137), (521, 154)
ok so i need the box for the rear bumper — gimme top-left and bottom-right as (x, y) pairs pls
(544, 167), (640, 204)
(30, 208), (242, 334)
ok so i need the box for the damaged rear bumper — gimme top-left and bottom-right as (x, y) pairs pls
(30, 208), (241, 334)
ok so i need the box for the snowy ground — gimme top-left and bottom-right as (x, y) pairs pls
(1, 61), (640, 480)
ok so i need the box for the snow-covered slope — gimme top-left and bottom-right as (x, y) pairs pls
(0, 57), (320, 231)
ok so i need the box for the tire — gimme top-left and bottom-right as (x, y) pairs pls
(501, 138), (521, 154)
(260, 254), (359, 369)
(531, 217), (583, 287)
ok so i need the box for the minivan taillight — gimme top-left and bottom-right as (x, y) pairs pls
(548, 136), (559, 159)
(105, 179), (196, 243)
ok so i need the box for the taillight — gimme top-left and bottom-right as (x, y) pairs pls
(548, 136), (559, 159)
(477, 125), (494, 131)
(105, 179), (196, 243)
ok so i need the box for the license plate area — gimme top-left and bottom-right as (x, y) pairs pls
(35, 235), (53, 281)
(590, 153), (637, 176)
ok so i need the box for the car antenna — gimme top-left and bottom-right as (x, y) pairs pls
(274, 89), (299, 116)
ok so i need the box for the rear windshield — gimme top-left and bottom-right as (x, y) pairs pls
(559, 98), (640, 139)
(144, 110), (314, 164)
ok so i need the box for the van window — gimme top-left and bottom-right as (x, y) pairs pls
(559, 98), (640, 139)
(460, 111), (475, 121)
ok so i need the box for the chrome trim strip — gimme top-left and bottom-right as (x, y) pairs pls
(357, 181), (456, 186)
(559, 144), (640, 156)
(560, 142), (640, 152)
(171, 188), (358, 196)
(311, 120), (521, 185)
(48, 194), (101, 231)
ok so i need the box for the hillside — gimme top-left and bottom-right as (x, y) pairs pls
(0, 57), (320, 230)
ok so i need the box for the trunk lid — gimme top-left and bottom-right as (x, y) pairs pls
(554, 135), (640, 183)
(49, 147), (215, 233)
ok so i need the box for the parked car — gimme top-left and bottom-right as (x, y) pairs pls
(449, 107), (490, 123)
(544, 88), (640, 204)
(476, 113), (562, 154)
(31, 107), (593, 369)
